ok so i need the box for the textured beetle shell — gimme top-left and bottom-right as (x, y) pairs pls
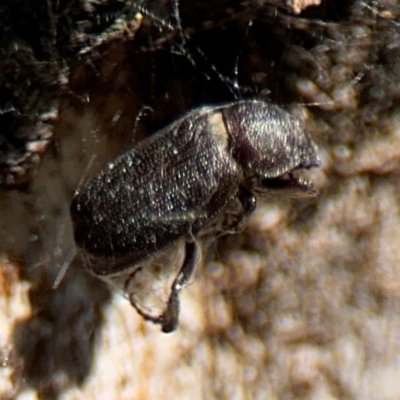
(71, 104), (243, 276)
(70, 100), (319, 277)
(223, 102), (318, 177)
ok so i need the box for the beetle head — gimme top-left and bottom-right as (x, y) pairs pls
(223, 100), (320, 198)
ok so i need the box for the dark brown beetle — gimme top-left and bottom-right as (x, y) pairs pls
(70, 99), (320, 332)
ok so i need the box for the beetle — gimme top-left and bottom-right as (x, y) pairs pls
(70, 99), (320, 332)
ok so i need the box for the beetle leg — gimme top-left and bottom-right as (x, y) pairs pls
(217, 187), (256, 236)
(161, 241), (198, 332)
